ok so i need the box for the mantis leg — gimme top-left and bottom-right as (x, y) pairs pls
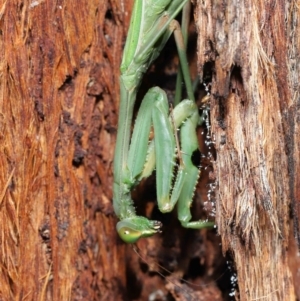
(144, 100), (214, 228)
(174, 1), (191, 106)
(127, 87), (176, 208)
(116, 87), (175, 243)
(126, 87), (205, 206)
(126, 88), (213, 228)
(176, 110), (215, 229)
(117, 87), (205, 243)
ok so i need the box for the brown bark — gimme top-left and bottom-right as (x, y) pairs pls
(0, 0), (130, 300)
(195, 0), (300, 300)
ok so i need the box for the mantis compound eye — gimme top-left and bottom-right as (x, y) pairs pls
(116, 218), (162, 244)
(117, 225), (143, 244)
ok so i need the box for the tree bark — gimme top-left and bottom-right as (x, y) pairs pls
(0, 0), (130, 300)
(195, 0), (300, 300)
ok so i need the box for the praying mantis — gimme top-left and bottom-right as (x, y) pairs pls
(113, 0), (214, 244)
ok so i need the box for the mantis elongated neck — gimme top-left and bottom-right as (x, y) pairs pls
(113, 76), (137, 218)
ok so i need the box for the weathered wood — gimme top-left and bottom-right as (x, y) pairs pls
(195, 0), (300, 300)
(0, 0), (131, 299)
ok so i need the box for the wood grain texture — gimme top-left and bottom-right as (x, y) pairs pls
(0, 0), (130, 300)
(195, 0), (300, 300)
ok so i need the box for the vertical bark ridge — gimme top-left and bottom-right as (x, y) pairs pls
(195, 0), (298, 300)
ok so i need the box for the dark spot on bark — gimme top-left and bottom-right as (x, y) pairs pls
(55, 140), (61, 157)
(104, 124), (117, 133)
(59, 221), (69, 230)
(231, 66), (243, 84)
(59, 75), (73, 91)
(220, 134), (226, 145)
(84, 198), (92, 209)
(203, 61), (214, 83)
(73, 130), (86, 167)
(54, 198), (70, 241)
(105, 9), (113, 20)
(46, 44), (55, 67)
(54, 164), (59, 177)
(39, 221), (50, 242)
(62, 110), (74, 126)
(87, 63), (107, 96)
(34, 100), (45, 121)
(79, 240), (87, 253)
(72, 148), (86, 167)
(8, 177), (15, 191)
(19, 2), (24, 13)
(218, 118), (226, 130)
(217, 96), (227, 130)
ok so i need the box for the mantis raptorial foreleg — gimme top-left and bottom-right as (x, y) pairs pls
(113, 0), (214, 243)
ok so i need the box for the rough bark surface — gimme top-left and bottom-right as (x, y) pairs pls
(0, 0), (129, 300)
(195, 0), (300, 300)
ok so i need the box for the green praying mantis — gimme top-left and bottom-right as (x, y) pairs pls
(113, 0), (214, 244)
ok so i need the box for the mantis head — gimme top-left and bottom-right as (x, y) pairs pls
(116, 217), (162, 243)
